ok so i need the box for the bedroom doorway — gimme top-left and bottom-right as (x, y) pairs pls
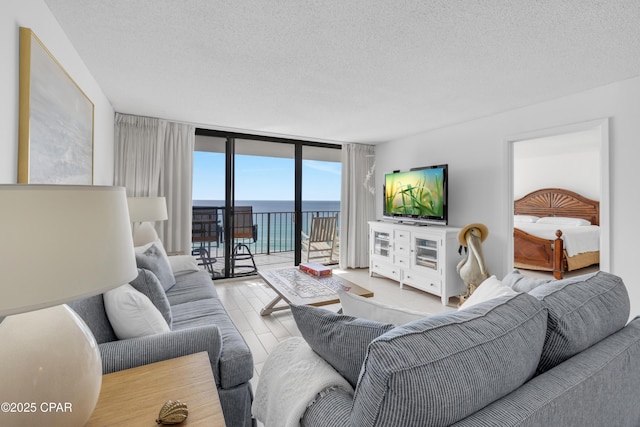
(505, 118), (610, 277)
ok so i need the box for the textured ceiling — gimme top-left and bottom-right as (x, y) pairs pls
(44, 0), (640, 144)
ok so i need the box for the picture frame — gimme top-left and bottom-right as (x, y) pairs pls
(18, 27), (94, 184)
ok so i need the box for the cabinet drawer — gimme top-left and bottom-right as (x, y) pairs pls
(394, 230), (411, 244)
(403, 272), (442, 295)
(371, 261), (401, 281)
(394, 241), (411, 256)
(395, 256), (410, 268)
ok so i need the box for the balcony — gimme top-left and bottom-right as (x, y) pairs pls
(191, 206), (340, 277)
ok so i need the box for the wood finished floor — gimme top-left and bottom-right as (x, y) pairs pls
(214, 268), (458, 392)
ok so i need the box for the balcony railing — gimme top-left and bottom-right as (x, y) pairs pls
(191, 207), (340, 259)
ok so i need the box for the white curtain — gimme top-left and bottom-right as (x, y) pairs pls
(340, 143), (376, 268)
(114, 113), (195, 253)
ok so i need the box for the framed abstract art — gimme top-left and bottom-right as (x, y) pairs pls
(18, 27), (94, 184)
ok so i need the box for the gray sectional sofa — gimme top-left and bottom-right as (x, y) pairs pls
(279, 271), (640, 426)
(69, 267), (254, 427)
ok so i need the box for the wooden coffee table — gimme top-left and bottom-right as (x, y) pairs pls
(258, 267), (373, 315)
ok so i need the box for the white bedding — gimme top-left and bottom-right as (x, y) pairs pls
(515, 222), (600, 257)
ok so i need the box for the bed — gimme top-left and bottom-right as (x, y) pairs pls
(513, 188), (600, 279)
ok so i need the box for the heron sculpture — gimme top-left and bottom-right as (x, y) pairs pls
(457, 223), (490, 303)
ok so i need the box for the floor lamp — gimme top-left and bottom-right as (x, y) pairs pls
(0, 185), (137, 427)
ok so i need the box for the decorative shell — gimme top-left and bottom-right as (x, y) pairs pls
(156, 400), (188, 425)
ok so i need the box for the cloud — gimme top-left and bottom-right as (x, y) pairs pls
(304, 160), (341, 175)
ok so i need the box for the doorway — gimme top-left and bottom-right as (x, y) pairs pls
(505, 118), (610, 276)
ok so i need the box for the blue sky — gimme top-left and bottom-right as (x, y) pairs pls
(192, 152), (341, 201)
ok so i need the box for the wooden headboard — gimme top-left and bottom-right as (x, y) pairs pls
(514, 188), (600, 226)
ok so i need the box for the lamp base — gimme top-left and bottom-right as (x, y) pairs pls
(0, 305), (102, 427)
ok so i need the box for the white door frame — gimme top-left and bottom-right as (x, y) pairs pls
(503, 118), (610, 274)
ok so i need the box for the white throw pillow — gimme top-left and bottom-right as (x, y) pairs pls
(132, 221), (160, 246)
(168, 255), (202, 275)
(459, 276), (517, 311)
(104, 284), (170, 339)
(338, 291), (430, 326)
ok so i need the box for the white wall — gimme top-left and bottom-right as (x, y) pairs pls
(1, 0), (115, 185)
(513, 128), (600, 200)
(375, 76), (640, 318)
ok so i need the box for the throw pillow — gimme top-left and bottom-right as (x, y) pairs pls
(290, 304), (394, 387)
(167, 255), (201, 275)
(502, 269), (553, 293)
(135, 238), (170, 262)
(132, 221), (159, 246)
(129, 268), (172, 328)
(352, 292), (548, 427)
(135, 243), (176, 291)
(529, 271), (630, 374)
(103, 284), (171, 340)
(338, 291), (430, 326)
(458, 275), (517, 310)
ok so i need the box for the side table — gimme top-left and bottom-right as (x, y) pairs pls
(86, 352), (225, 426)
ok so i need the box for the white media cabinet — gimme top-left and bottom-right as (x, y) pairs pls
(368, 221), (465, 305)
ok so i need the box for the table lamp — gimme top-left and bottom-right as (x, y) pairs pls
(0, 185), (137, 427)
(127, 196), (168, 244)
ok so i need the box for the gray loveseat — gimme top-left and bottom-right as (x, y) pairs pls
(69, 267), (254, 427)
(282, 271), (640, 426)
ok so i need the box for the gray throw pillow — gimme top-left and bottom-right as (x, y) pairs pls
(135, 244), (176, 291)
(129, 268), (172, 328)
(529, 271), (630, 374)
(290, 304), (394, 387)
(351, 293), (548, 427)
(502, 269), (553, 293)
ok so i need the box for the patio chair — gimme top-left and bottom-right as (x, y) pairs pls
(192, 207), (221, 252)
(232, 206), (258, 275)
(301, 214), (338, 264)
(192, 207), (220, 277)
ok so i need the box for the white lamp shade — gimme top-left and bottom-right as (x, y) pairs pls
(127, 196), (168, 222)
(0, 185), (138, 316)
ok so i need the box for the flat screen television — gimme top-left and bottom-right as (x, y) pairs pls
(383, 164), (448, 225)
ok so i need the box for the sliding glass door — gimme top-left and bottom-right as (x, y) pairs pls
(193, 130), (341, 279)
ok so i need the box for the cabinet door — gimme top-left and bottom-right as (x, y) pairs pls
(411, 234), (440, 273)
(372, 229), (392, 260)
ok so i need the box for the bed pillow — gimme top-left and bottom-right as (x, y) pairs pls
(536, 216), (591, 226)
(514, 215), (539, 223)
(502, 269), (554, 293)
(135, 243), (176, 291)
(338, 291), (430, 326)
(103, 284), (171, 340)
(459, 276), (517, 310)
(290, 304), (394, 387)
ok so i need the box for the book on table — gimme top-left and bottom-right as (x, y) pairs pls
(299, 262), (332, 277)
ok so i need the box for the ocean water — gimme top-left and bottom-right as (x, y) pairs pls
(193, 200), (340, 213)
(192, 200), (340, 253)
